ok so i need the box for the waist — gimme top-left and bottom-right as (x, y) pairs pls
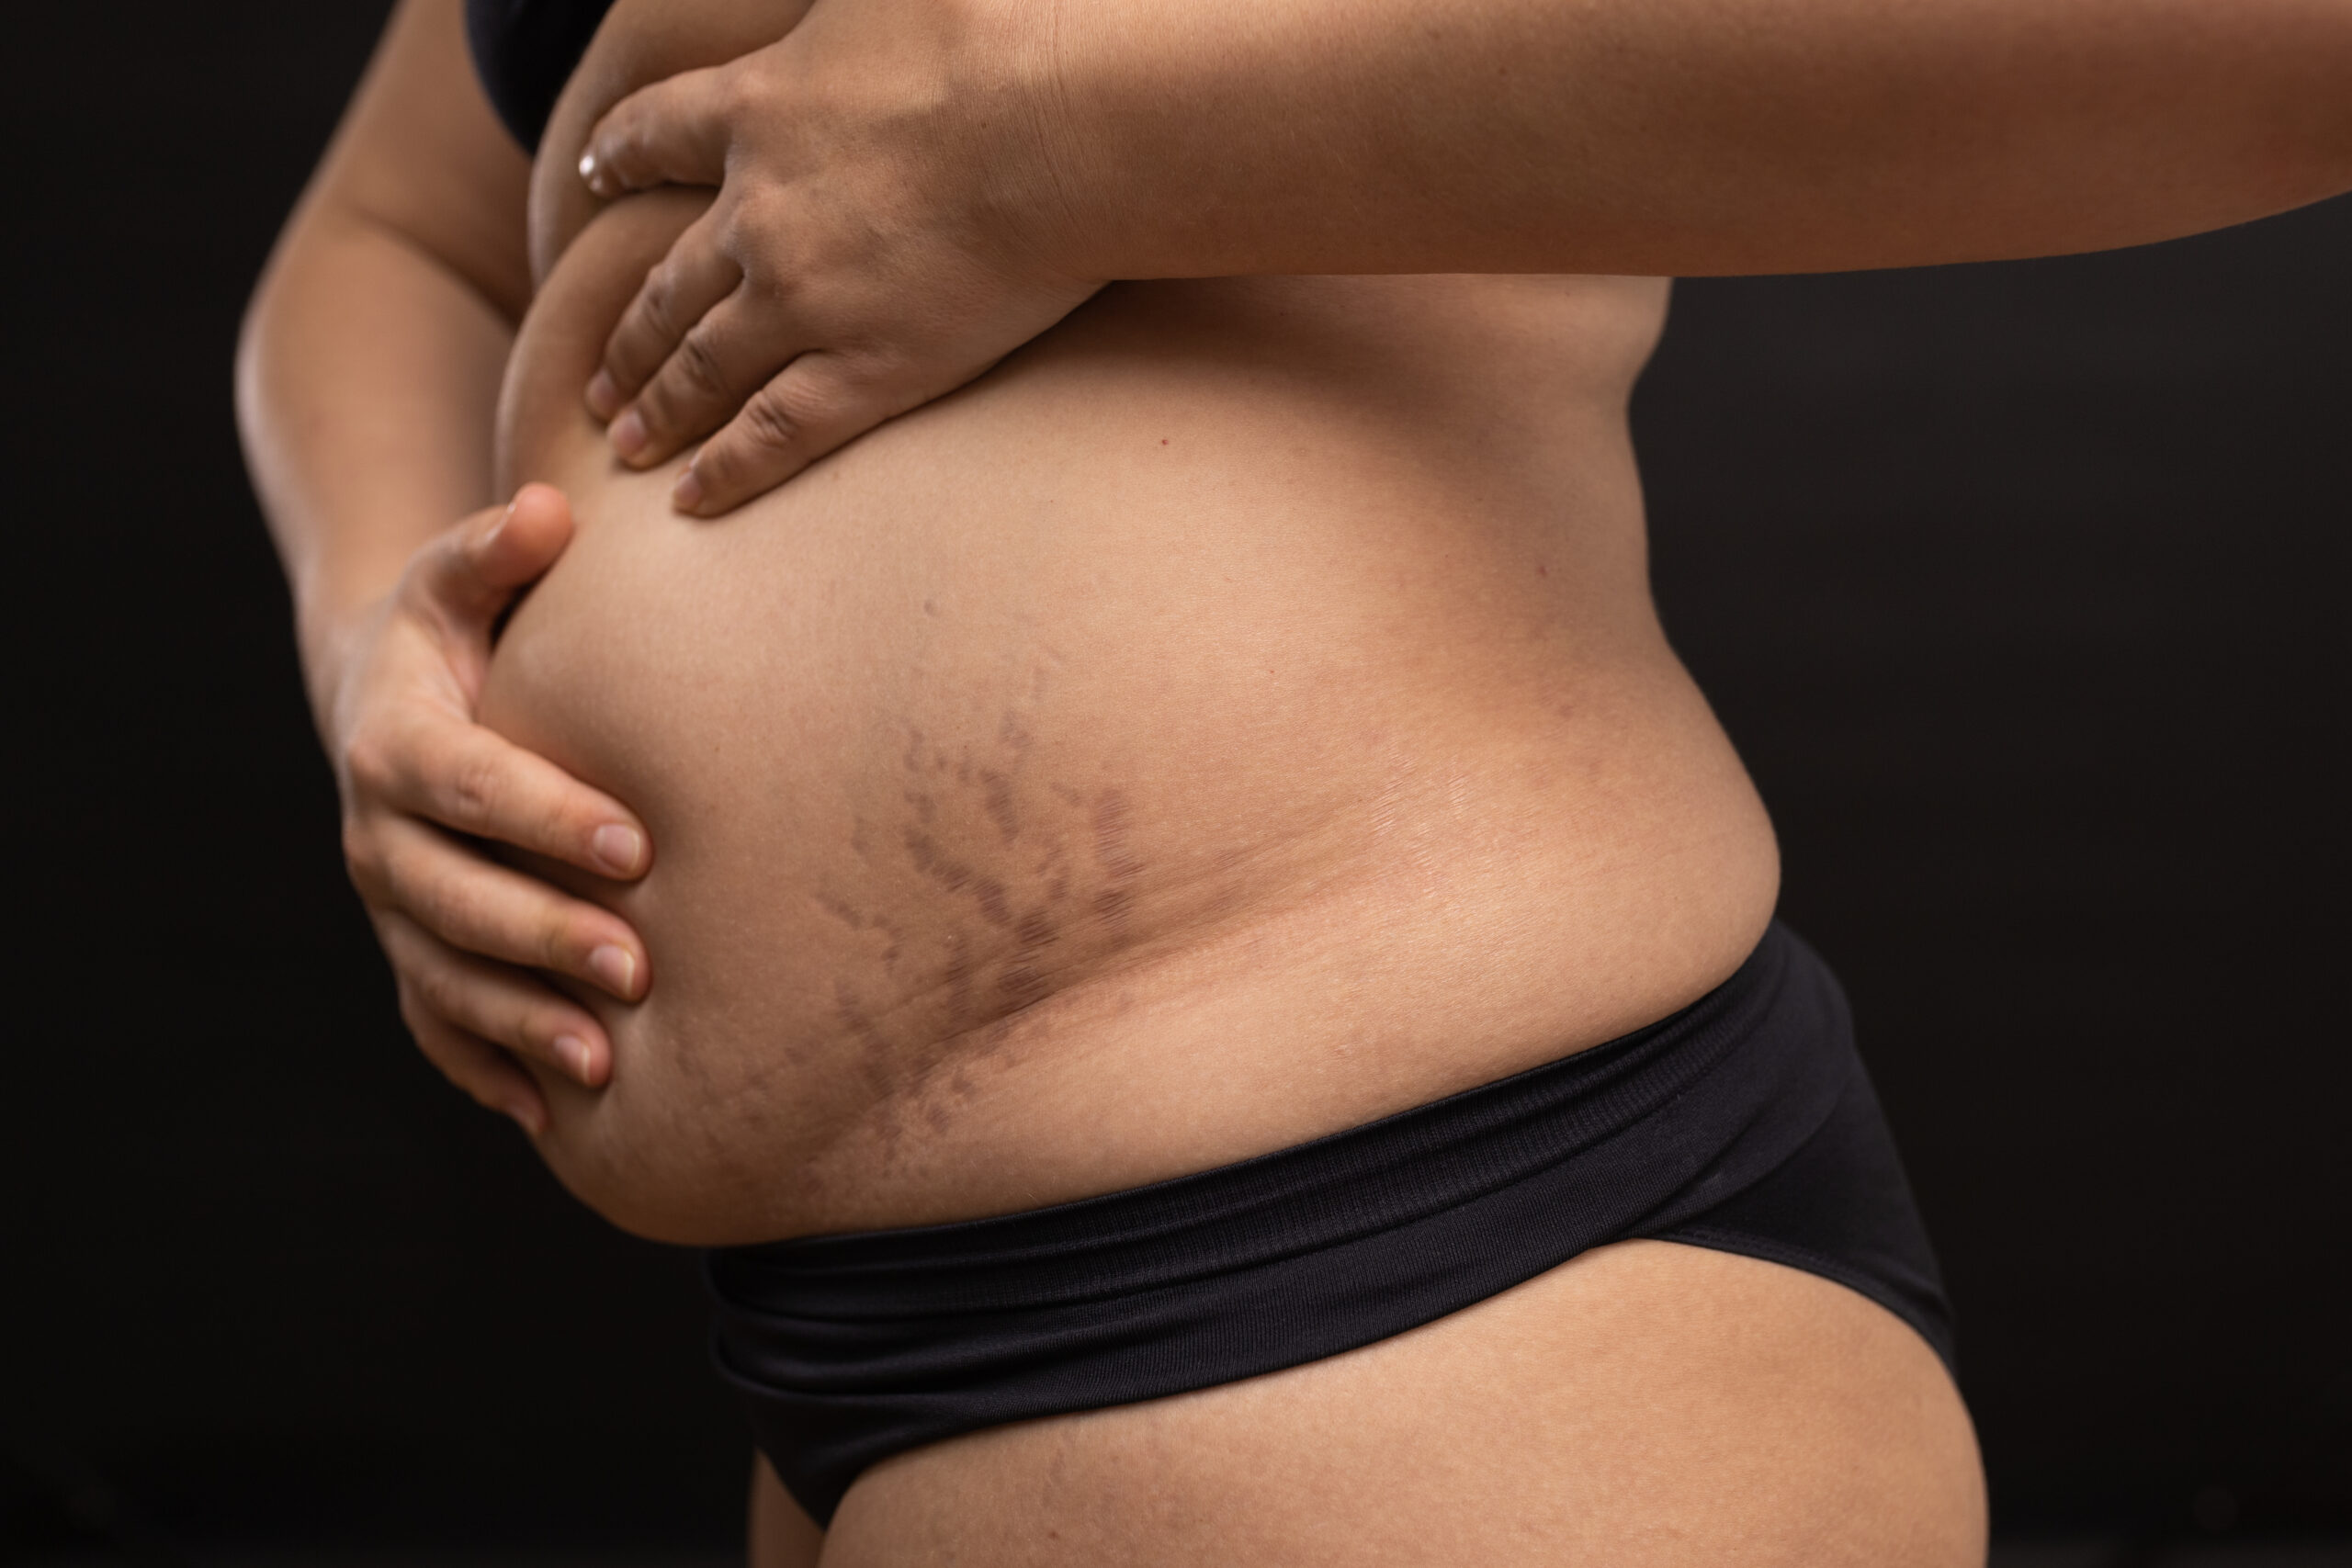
(707, 919), (1958, 1526)
(475, 205), (1775, 1246)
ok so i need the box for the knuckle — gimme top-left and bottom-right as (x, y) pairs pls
(536, 788), (591, 850)
(636, 263), (681, 342)
(340, 819), (383, 887)
(673, 328), (729, 399)
(731, 185), (776, 232)
(409, 534), (471, 604)
(717, 65), (753, 119)
(410, 958), (460, 1021)
(740, 386), (806, 454)
(719, 197), (774, 257)
(441, 748), (502, 830)
(539, 909), (582, 973)
(396, 985), (439, 1038)
(341, 729), (391, 792)
(416, 871), (489, 949)
(637, 370), (692, 437)
(511, 999), (553, 1051)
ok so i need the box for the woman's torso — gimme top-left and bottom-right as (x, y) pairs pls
(474, 0), (1781, 1247)
(464, 6), (1987, 1557)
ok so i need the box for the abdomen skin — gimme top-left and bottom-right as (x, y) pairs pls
(478, 191), (1777, 1246)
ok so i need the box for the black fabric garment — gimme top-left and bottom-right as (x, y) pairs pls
(465, 0), (617, 151)
(706, 922), (1954, 1525)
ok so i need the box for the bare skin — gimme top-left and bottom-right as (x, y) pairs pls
(237, 0), (2352, 1560)
(577, 0), (2352, 506)
(802, 1244), (1982, 1568)
(481, 178), (1773, 1247)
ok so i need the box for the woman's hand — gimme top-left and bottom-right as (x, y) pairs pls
(576, 0), (1099, 516)
(322, 484), (651, 1134)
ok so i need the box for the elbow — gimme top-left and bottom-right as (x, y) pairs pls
(232, 223), (300, 474)
(232, 281), (270, 464)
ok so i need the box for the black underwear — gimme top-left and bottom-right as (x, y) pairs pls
(705, 922), (1953, 1525)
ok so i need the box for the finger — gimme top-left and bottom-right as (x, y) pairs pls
(401, 1001), (549, 1135)
(359, 808), (647, 1005)
(356, 812), (648, 1003)
(589, 211), (743, 423)
(411, 484), (576, 626)
(380, 911), (615, 1089)
(469, 482), (576, 590)
(673, 353), (928, 514)
(616, 289), (801, 468)
(580, 63), (735, 197)
(360, 709), (652, 885)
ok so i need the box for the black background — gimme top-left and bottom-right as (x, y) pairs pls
(8, 0), (2347, 1556)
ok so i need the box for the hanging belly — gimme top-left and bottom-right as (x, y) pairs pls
(473, 189), (1778, 1247)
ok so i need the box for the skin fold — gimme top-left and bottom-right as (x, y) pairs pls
(239, 0), (2352, 1558)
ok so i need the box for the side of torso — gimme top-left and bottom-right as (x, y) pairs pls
(475, 0), (1780, 1247)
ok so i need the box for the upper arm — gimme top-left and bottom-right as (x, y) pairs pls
(296, 0), (536, 322)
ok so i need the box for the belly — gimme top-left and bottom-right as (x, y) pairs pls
(476, 192), (1777, 1246)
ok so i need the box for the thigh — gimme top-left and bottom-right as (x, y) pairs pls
(752, 1451), (825, 1568)
(816, 1240), (1986, 1567)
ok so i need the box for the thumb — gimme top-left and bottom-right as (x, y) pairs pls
(469, 482), (574, 592)
(414, 484), (574, 627)
(581, 63), (735, 196)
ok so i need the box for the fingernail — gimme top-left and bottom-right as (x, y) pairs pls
(592, 822), (645, 874)
(506, 1100), (547, 1136)
(554, 1033), (594, 1084)
(481, 500), (514, 549)
(589, 944), (639, 997)
(578, 149), (600, 189)
(672, 467), (705, 512)
(610, 409), (647, 459)
(586, 370), (621, 420)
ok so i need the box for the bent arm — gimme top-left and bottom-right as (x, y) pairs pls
(238, 0), (655, 1117)
(574, 0), (2352, 512)
(236, 0), (531, 711)
(1035, 0), (2352, 278)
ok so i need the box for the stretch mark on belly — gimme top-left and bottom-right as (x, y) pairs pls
(940, 934), (973, 1021)
(999, 906), (1060, 1013)
(1093, 789), (1142, 933)
(906, 830), (1014, 931)
(979, 770), (1020, 843)
(824, 708), (1195, 1160)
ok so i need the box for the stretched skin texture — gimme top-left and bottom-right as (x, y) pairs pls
(465, 6), (1978, 1561)
(480, 182), (1774, 1245)
(479, 0), (2352, 1243)
(243, 0), (2352, 1552)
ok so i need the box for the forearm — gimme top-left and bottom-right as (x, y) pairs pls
(236, 205), (514, 721)
(235, 0), (534, 724)
(1032, 0), (2352, 278)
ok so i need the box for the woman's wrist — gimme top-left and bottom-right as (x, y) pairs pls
(292, 561), (404, 741)
(296, 601), (368, 744)
(975, 0), (1354, 283)
(960, 0), (1110, 284)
